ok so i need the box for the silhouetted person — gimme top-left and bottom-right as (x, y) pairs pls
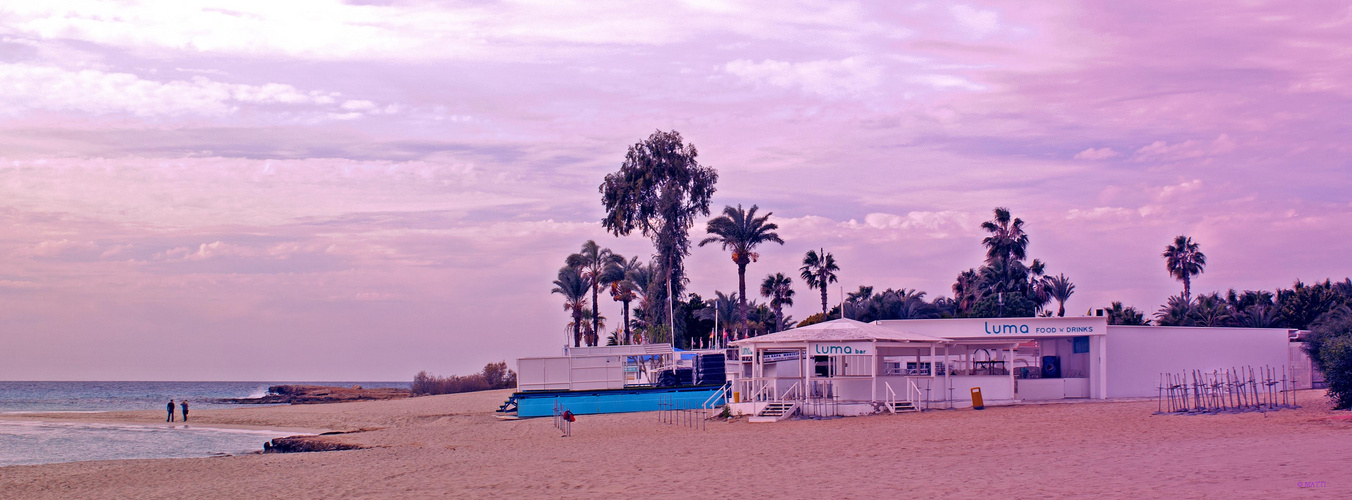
(180, 400), (189, 422)
(167, 399), (175, 422)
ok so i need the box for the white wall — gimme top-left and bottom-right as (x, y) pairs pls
(1105, 326), (1289, 398)
(949, 375), (1013, 406)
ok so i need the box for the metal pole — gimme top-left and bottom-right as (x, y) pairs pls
(667, 260), (675, 351)
(714, 301), (719, 348)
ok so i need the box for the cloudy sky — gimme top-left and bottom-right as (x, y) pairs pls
(1, 1), (1348, 381)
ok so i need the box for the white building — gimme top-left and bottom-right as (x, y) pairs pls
(726, 317), (1292, 418)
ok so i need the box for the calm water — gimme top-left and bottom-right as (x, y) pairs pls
(0, 381), (409, 467)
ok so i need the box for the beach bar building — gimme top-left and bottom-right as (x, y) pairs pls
(725, 317), (1292, 419)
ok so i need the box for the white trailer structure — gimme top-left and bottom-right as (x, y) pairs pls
(516, 344), (675, 391)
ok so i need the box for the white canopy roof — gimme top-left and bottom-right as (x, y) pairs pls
(731, 318), (947, 345)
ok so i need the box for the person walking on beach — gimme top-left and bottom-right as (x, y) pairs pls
(167, 399), (175, 422)
(180, 400), (189, 422)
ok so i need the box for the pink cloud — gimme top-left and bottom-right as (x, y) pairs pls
(1073, 147), (1118, 160)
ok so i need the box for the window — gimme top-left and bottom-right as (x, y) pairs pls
(1073, 336), (1089, 354)
(815, 355), (872, 377)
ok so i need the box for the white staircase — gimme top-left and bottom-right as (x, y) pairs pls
(749, 401), (798, 423)
(884, 381), (923, 414)
(886, 400), (919, 413)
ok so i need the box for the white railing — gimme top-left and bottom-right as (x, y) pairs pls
(738, 378), (781, 402)
(702, 381), (732, 417)
(884, 382), (898, 412)
(754, 380), (775, 402)
(908, 379), (923, 409)
(552, 398), (572, 437)
(779, 381), (802, 402)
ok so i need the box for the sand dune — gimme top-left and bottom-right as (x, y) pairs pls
(1, 389), (1348, 498)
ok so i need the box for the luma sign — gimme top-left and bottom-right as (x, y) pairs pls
(984, 321), (1097, 335)
(813, 343), (869, 355)
(876, 317), (1108, 340)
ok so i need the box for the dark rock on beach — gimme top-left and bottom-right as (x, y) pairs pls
(216, 385), (411, 405)
(263, 435), (365, 453)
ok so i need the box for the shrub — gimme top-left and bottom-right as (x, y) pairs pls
(1319, 336), (1352, 410)
(1308, 306), (1352, 410)
(1305, 305), (1352, 368)
(412, 361), (517, 396)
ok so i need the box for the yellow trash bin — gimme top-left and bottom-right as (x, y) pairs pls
(971, 387), (985, 410)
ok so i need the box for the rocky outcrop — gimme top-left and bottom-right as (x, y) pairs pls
(218, 385), (411, 405)
(263, 435), (365, 453)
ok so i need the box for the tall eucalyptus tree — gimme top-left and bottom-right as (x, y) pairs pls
(600, 130), (718, 339)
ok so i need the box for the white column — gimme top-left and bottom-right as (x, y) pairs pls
(801, 345), (809, 402)
(870, 340), (877, 403)
(944, 344), (952, 409)
(929, 344), (936, 406)
(1009, 342), (1018, 402)
(1092, 334), (1108, 399)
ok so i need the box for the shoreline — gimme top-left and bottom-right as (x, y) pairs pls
(0, 413), (331, 437)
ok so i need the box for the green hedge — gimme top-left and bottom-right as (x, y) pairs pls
(1319, 336), (1352, 410)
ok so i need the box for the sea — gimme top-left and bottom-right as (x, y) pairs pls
(0, 381), (409, 467)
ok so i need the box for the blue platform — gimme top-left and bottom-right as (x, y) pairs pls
(513, 386), (724, 418)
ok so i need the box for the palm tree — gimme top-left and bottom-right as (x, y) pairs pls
(932, 296), (957, 317)
(1155, 295), (1194, 326)
(800, 248), (840, 317)
(981, 207), (1029, 266)
(1106, 301), (1147, 325)
(569, 307), (607, 347)
(1188, 293), (1232, 327)
(1239, 303), (1280, 328)
(876, 289), (939, 320)
(1163, 235), (1206, 302)
(952, 269), (980, 315)
(605, 256), (644, 344)
(1043, 274), (1075, 317)
(1028, 259), (1051, 314)
(627, 261), (657, 342)
(695, 291), (739, 340)
(979, 258), (1030, 316)
(844, 285), (875, 320)
(747, 302), (775, 336)
(846, 285), (874, 303)
(551, 265), (589, 347)
(567, 240), (623, 344)
(699, 204), (784, 336)
(760, 273), (795, 333)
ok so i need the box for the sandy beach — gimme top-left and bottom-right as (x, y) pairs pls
(1, 390), (1347, 498)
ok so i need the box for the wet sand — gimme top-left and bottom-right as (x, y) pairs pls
(1, 389), (1347, 498)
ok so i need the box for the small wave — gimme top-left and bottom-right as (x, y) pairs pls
(244, 386), (271, 399)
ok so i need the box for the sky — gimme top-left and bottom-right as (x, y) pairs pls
(1, 1), (1349, 381)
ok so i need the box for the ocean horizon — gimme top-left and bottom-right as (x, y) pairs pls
(0, 381), (411, 467)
